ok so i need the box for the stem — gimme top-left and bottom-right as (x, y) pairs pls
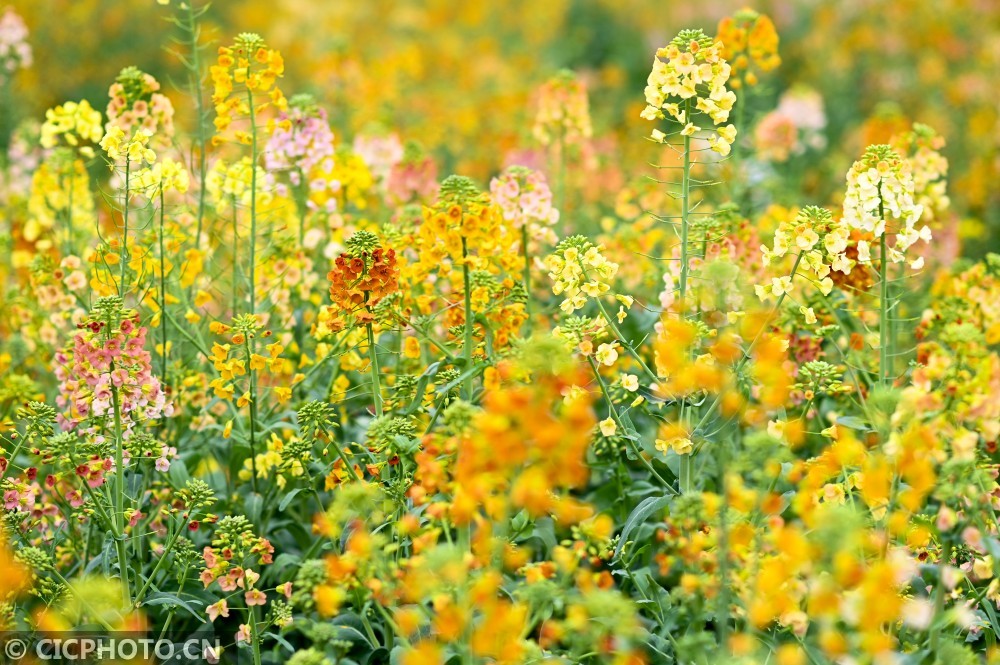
(461, 236), (474, 400)
(930, 540), (951, 651)
(231, 197), (238, 316)
(244, 337), (260, 494)
(132, 514), (191, 608)
(366, 318), (383, 417)
(119, 158), (131, 299)
(521, 225), (532, 334)
(110, 381), (132, 607)
(679, 98), (692, 313)
(678, 97), (693, 493)
(158, 188), (168, 384)
(248, 605), (263, 665)
(593, 297), (658, 385)
(184, 0), (208, 249)
(878, 191), (891, 388)
(247, 82), (258, 315)
(66, 166), (75, 256)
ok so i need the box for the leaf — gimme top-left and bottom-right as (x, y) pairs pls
(244, 492), (264, 524)
(278, 488), (302, 512)
(168, 458), (191, 486)
(403, 362), (441, 415)
(141, 592), (206, 622)
(836, 415), (870, 431)
(615, 495), (672, 557)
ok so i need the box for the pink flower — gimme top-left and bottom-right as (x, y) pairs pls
(245, 589), (267, 607)
(206, 600), (229, 622)
(235, 624), (251, 644)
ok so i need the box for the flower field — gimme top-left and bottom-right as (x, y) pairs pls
(3, 1), (1000, 663)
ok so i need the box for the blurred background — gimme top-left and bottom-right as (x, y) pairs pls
(3, 0), (999, 253)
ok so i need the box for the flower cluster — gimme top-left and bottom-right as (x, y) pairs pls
(105, 66), (175, 148)
(205, 157), (271, 212)
(843, 144), (931, 265)
(489, 165), (559, 244)
(415, 175), (503, 278)
(263, 93), (337, 207)
(544, 235), (618, 313)
(53, 298), (172, 435)
(210, 32), (287, 145)
(0, 6), (31, 82)
(132, 157), (190, 194)
(40, 100), (103, 152)
(99, 126), (156, 167)
(893, 123), (949, 223)
(532, 69), (593, 148)
(715, 9), (781, 87)
(327, 231), (400, 326)
(641, 29), (737, 156)
(757, 205), (852, 299)
(385, 141), (438, 205)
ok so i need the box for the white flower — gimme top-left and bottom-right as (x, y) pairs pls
(621, 374), (639, 392)
(857, 240), (871, 263)
(595, 343), (619, 367)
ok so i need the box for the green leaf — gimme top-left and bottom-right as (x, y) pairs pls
(278, 488), (303, 511)
(615, 495), (672, 557)
(836, 416), (870, 431)
(141, 592), (206, 622)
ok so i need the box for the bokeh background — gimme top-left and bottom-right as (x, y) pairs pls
(4, 0), (1000, 252)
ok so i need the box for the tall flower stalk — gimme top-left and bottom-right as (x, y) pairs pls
(842, 144), (930, 387)
(640, 29), (737, 492)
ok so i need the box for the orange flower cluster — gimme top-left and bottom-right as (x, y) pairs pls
(449, 366), (596, 524)
(327, 231), (400, 326)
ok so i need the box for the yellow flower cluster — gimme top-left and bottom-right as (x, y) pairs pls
(716, 9), (781, 87)
(757, 206), (852, 300)
(640, 29), (737, 156)
(98, 127), (156, 165)
(40, 99), (103, 152)
(133, 157), (190, 194)
(205, 157), (271, 213)
(544, 235), (618, 313)
(210, 32), (287, 145)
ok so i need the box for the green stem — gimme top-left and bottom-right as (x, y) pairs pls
(231, 197), (238, 316)
(247, 82), (258, 315)
(366, 319), (383, 417)
(679, 98), (692, 312)
(678, 97), (693, 493)
(183, 0), (208, 249)
(521, 225), (532, 334)
(110, 381), (132, 607)
(878, 192), (891, 388)
(119, 158), (131, 299)
(244, 338), (260, 495)
(248, 604), (263, 665)
(158, 188), (168, 384)
(461, 236), (474, 400)
(930, 540), (951, 651)
(131, 514), (191, 608)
